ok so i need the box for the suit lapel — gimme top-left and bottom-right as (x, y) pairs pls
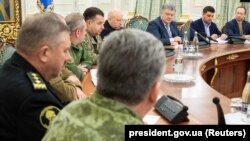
(199, 19), (206, 34)
(170, 23), (177, 37)
(242, 20), (246, 34)
(157, 17), (169, 38)
(209, 24), (214, 35)
(233, 19), (240, 34)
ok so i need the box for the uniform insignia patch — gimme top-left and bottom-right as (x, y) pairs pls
(27, 72), (47, 90)
(39, 106), (60, 128)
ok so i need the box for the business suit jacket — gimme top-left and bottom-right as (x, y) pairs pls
(146, 17), (182, 45)
(190, 18), (221, 41)
(225, 19), (250, 36)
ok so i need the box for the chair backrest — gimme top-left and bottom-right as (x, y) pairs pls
(0, 38), (15, 65)
(125, 15), (149, 31)
(221, 25), (226, 34)
(178, 19), (192, 41)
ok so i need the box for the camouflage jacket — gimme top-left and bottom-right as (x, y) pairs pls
(83, 32), (102, 65)
(66, 43), (93, 80)
(42, 92), (143, 141)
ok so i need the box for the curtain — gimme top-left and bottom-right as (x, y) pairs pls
(135, 0), (182, 21)
(241, 2), (250, 20)
(216, 0), (250, 30)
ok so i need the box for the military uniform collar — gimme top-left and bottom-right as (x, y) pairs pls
(11, 52), (57, 94)
(90, 92), (143, 122)
(12, 52), (40, 73)
(86, 32), (102, 45)
(104, 20), (116, 31)
(71, 42), (82, 50)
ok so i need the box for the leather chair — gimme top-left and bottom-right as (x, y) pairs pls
(125, 15), (149, 31)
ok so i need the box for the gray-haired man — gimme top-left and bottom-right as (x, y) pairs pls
(147, 3), (182, 46)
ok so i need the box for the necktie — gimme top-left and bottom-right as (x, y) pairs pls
(238, 22), (243, 35)
(166, 25), (172, 38)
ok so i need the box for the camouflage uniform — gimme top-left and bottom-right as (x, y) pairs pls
(42, 92), (143, 141)
(66, 43), (93, 80)
(50, 68), (82, 102)
(83, 32), (102, 65)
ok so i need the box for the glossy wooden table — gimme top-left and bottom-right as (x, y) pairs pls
(82, 43), (250, 124)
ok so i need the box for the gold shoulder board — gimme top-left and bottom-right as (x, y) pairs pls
(27, 72), (47, 90)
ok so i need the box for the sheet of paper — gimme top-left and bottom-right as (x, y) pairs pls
(225, 112), (250, 125)
(90, 69), (98, 86)
(210, 38), (228, 44)
(244, 40), (250, 44)
(216, 37), (228, 44)
(143, 115), (160, 125)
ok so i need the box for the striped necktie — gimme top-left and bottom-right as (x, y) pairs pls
(166, 24), (172, 38)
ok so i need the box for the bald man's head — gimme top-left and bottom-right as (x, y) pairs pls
(107, 9), (123, 29)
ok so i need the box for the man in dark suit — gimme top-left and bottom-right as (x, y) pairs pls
(146, 4), (182, 46)
(190, 6), (227, 42)
(100, 9), (123, 39)
(0, 13), (70, 141)
(225, 6), (250, 39)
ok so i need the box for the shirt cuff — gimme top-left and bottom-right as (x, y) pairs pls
(170, 38), (174, 43)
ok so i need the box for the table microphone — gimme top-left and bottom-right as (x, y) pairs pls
(200, 32), (218, 43)
(189, 27), (209, 45)
(213, 97), (226, 125)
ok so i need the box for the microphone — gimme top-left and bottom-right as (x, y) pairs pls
(212, 97), (226, 125)
(200, 32), (218, 43)
(189, 27), (209, 45)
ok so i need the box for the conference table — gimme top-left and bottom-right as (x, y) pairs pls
(82, 43), (250, 124)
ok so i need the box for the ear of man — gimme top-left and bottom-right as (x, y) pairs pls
(39, 45), (50, 63)
(148, 81), (161, 103)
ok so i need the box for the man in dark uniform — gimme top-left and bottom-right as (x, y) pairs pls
(0, 12), (71, 141)
(100, 9), (123, 39)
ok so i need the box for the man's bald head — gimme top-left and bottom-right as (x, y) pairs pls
(107, 9), (123, 29)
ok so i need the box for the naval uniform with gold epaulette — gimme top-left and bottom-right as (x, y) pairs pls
(0, 52), (63, 141)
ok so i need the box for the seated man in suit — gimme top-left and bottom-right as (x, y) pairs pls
(190, 6), (227, 42)
(147, 3), (182, 46)
(225, 6), (250, 39)
(100, 9), (123, 39)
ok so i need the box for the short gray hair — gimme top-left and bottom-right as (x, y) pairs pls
(65, 13), (85, 32)
(97, 29), (165, 105)
(16, 12), (69, 55)
(161, 3), (176, 12)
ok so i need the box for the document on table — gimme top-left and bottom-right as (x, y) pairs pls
(143, 115), (160, 125)
(216, 37), (228, 44)
(90, 69), (98, 86)
(211, 37), (228, 44)
(244, 40), (250, 44)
